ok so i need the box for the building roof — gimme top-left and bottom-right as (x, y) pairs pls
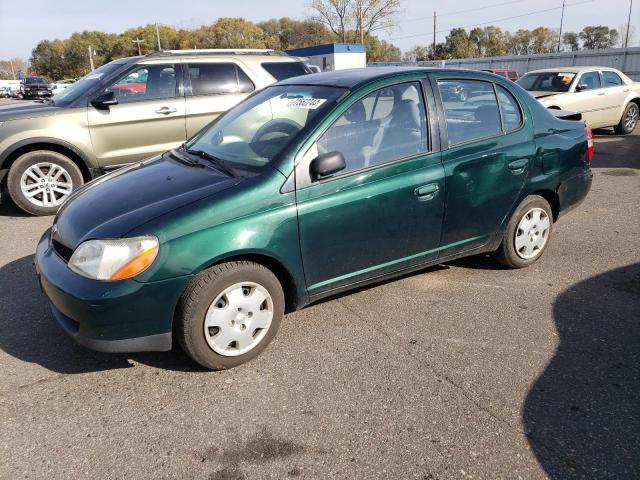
(286, 43), (366, 57)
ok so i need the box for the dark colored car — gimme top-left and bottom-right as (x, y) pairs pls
(482, 69), (519, 81)
(19, 76), (52, 99)
(35, 68), (593, 370)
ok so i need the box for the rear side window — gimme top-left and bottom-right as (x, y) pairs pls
(602, 71), (623, 87)
(496, 85), (523, 132)
(438, 80), (502, 145)
(187, 63), (255, 96)
(261, 62), (309, 81)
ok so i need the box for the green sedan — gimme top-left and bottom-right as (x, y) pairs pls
(35, 67), (593, 369)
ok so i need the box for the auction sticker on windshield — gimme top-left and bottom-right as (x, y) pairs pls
(285, 98), (327, 109)
(557, 73), (575, 84)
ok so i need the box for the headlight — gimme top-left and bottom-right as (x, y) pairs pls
(69, 236), (159, 281)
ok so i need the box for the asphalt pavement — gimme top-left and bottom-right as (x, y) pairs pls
(0, 112), (638, 478)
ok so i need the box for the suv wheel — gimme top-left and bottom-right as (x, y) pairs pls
(493, 195), (553, 268)
(614, 102), (639, 135)
(175, 261), (285, 370)
(7, 150), (83, 216)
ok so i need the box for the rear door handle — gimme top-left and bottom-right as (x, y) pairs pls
(155, 107), (178, 115)
(597, 92), (605, 96)
(414, 184), (440, 201)
(508, 158), (529, 172)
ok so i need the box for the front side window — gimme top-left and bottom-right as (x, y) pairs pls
(602, 71), (623, 87)
(577, 71), (601, 91)
(186, 85), (345, 169)
(496, 85), (523, 132)
(105, 64), (177, 103)
(438, 80), (502, 145)
(54, 61), (125, 106)
(187, 63), (254, 96)
(317, 82), (428, 174)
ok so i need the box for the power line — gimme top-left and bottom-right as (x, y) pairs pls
(403, 0), (529, 24)
(391, 0), (595, 41)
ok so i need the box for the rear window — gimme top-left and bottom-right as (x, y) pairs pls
(261, 62), (309, 81)
(187, 63), (255, 96)
(25, 77), (46, 85)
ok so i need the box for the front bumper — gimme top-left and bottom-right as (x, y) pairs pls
(35, 228), (192, 353)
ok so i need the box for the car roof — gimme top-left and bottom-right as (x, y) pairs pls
(277, 67), (485, 89)
(524, 66), (621, 74)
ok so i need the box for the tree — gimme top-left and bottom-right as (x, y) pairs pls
(618, 24), (637, 48)
(530, 27), (557, 54)
(309, 0), (400, 43)
(0, 58), (28, 80)
(562, 32), (580, 51)
(579, 26), (618, 50)
(258, 17), (333, 50)
(402, 45), (430, 62)
(365, 35), (401, 62)
(445, 28), (473, 58)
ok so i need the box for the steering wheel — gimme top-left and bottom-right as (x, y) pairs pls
(250, 119), (302, 158)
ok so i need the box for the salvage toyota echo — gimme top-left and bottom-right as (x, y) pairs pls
(36, 68), (593, 369)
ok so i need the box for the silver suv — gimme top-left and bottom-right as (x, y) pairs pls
(0, 49), (310, 215)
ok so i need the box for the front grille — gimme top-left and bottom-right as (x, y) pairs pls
(52, 239), (73, 262)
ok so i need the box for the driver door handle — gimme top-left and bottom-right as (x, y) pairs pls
(155, 106), (177, 115)
(414, 184), (440, 201)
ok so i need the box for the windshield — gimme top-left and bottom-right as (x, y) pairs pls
(52, 61), (125, 105)
(186, 85), (346, 169)
(517, 72), (576, 92)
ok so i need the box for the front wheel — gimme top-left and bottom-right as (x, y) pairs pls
(493, 195), (553, 268)
(614, 102), (639, 135)
(7, 150), (84, 216)
(175, 261), (285, 370)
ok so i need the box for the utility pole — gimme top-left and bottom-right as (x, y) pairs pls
(625, 0), (634, 48)
(433, 12), (437, 60)
(9, 59), (15, 80)
(557, 0), (565, 53)
(132, 37), (145, 56)
(88, 46), (95, 71)
(357, 2), (364, 44)
(155, 22), (162, 51)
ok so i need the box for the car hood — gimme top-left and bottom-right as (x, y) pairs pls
(53, 155), (241, 249)
(0, 101), (61, 121)
(528, 91), (564, 99)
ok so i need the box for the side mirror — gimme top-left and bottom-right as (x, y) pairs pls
(91, 91), (118, 109)
(575, 84), (588, 92)
(309, 151), (346, 181)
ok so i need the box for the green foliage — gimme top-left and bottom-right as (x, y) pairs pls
(579, 26), (619, 50)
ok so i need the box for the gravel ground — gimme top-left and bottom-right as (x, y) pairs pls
(0, 105), (638, 479)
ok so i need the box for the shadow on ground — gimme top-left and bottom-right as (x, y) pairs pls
(590, 130), (640, 170)
(0, 255), (205, 374)
(523, 263), (640, 478)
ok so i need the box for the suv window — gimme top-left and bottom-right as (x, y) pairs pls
(602, 71), (623, 87)
(105, 64), (177, 103)
(261, 62), (309, 81)
(438, 80), (502, 145)
(496, 85), (522, 132)
(578, 71), (601, 90)
(187, 63), (254, 96)
(317, 82), (428, 174)
(25, 77), (46, 85)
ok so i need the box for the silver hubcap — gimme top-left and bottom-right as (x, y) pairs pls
(203, 282), (273, 357)
(515, 207), (551, 260)
(624, 104), (639, 131)
(20, 162), (73, 208)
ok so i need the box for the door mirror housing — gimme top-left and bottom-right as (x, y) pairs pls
(91, 91), (118, 109)
(309, 151), (346, 181)
(575, 84), (589, 92)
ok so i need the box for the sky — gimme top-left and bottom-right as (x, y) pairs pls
(0, 0), (637, 60)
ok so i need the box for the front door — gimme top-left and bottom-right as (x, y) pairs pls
(88, 63), (186, 167)
(435, 78), (534, 256)
(295, 80), (445, 297)
(560, 71), (607, 128)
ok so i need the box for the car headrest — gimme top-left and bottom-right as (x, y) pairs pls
(391, 99), (420, 129)
(474, 104), (500, 123)
(345, 101), (366, 124)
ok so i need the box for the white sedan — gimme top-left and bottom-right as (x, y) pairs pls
(517, 67), (640, 134)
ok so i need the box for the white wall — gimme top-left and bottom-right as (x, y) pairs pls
(333, 52), (366, 70)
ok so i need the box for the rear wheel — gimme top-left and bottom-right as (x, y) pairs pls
(175, 261), (285, 370)
(7, 150), (83, 216)
(493, 195), (553, 269)
(614, 103), (639, 135)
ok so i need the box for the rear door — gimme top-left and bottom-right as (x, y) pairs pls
(600, 70), (629, 125)
(295, 79), (445, 297)
(184, 62), (255, 138)
(434, 76), (534, 256)
(88, 62), (186, 167)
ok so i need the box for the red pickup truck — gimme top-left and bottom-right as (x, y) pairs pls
(482, 69), (519, 81)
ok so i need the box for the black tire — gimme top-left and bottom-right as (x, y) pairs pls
(493, 195), (553, 269)
(7, 150), (84, 216)
(175, 261), (285, 370)
(613, 102), (639, 135)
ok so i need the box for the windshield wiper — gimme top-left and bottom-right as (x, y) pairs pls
(167, 149), (205, 168)
(185, 148), (235, 177)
